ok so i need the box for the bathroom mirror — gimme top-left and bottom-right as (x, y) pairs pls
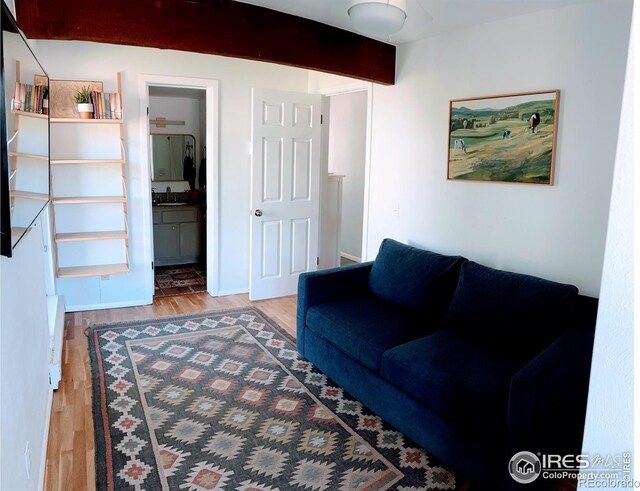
(150, 133), (196, 182)
(1, 2), (50, 257)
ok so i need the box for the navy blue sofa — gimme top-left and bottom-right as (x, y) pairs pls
(297, 239), (597, 490)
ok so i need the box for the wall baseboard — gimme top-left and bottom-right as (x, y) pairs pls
(217, 288), (249, 297)
(340, 252), (362, 263)
(64, 298), (151, 313)
(38, 388), (54, 491)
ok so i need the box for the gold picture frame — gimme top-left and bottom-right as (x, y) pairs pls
(447, 90), (560, 185)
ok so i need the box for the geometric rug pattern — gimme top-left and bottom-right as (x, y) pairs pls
(154, 264), (207, 297)
(89, 308), (459, 490)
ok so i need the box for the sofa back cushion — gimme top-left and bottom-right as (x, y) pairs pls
(446, 261), (578, 354)
(369, 239), (466, 317)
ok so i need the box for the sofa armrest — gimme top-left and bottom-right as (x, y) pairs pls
(506, 314), (596, 486)
(296, 262), (373, 354)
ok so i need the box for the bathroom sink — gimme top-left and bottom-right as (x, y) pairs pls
(156, 202), (190, 207)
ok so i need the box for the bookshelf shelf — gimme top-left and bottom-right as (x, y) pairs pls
(50, 72), (130, 279)
(52, 196), (126, 205)
(55, 230), (127, 242)
(50, 118), (123, 124)
(51, 159), (124, 165)
(11, 190), (49, 201)
(13, 110), (48, 119)
(9, 151), (48, 161)
(6, 60), (51, 251)
(57, 263), (130, 279)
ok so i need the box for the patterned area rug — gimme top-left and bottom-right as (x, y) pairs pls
(154, 265), (207, 297)
(89, 308), (460, 490)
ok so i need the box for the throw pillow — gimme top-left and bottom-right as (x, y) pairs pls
(369, 239), (466, 318)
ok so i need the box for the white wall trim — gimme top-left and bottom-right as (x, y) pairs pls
(317, 81), (371, 96)
(340, 252), (362, 263)
(37, 389), (54, 491)
(318, 84), (373, 262)
(64, 298), (150, 313)
(138, 74), (220, 299)
(217, 288), (249, 297)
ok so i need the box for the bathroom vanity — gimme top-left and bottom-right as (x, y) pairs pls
(152, 203), (204, 266)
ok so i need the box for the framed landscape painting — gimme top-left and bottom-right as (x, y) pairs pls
(447, 90), (560, 184)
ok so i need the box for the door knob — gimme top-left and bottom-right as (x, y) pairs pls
(254, 209), (263, 217)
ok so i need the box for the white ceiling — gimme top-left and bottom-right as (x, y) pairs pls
(235, 0), (594, 45)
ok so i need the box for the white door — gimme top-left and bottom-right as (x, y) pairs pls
(250, 89), (322, 301)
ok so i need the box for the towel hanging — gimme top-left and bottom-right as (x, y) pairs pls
(183, 155), (196, 191)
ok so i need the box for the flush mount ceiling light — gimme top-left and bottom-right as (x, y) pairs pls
(348, 0), (407, 38)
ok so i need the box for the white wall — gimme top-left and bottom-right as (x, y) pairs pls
(579, 15), (634, 485)
(33, 41), (309, 306)
(328, 91), (367, 260)
(149, 93), (205, 191)
(311, 0), (632, 296)
(0, 218), (52, 491)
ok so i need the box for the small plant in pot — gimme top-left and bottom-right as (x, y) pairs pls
(74, 86), (93, 119)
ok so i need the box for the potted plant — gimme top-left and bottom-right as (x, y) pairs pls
(74, 86), (93, 119)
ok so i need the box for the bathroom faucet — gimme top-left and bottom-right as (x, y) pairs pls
(166, 186), (171, 202)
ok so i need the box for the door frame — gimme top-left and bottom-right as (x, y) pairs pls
(319, 81), (373, 263)
(138, 74), (220, 299)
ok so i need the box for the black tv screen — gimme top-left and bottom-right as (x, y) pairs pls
(0, 2), (50, 257)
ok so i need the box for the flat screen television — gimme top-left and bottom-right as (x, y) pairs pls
(0, 1), (50, 257)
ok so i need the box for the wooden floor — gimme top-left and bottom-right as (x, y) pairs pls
(43, 292), (297, 491)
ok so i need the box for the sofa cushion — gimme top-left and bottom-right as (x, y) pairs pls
(380, 331), (524, 441)
(369, 239), (466, 316)
(446, 261), (579, 356)
(305, 298), (433, 371)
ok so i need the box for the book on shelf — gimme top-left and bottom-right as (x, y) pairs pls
(89, 90), (122, 119)
(13, 82), (48, 114)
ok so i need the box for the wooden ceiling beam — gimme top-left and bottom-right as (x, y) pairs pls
(14, 0), (396, 85)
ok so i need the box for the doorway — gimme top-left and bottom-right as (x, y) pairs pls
(139, 75), (220, 301)
(148, 87), (207, 297)
(319, 87), (371, 269)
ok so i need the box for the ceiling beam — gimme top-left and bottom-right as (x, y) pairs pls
(14, 0), (396, 85)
